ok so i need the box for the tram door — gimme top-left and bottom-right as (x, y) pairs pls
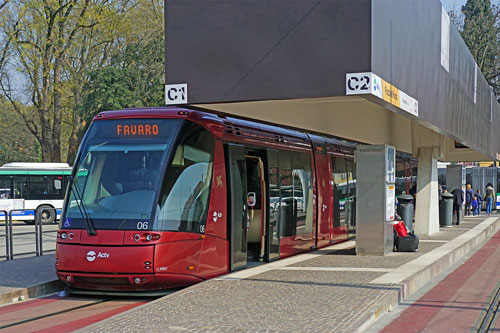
(227, 144), (248, 271)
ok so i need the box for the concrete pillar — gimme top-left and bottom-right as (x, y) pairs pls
(356, 145), (395, 256)
(414, 147), (440, 235)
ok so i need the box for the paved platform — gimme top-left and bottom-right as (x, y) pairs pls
(80, 214), (500, 332)
(0, 254), (63, 305)
(379, 225), (500, 331)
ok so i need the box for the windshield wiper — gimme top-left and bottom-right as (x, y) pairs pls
(68, 175), (97, 236)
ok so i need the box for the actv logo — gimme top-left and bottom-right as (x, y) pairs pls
(86, 251), (96, 262)
(86, 251), (110, 262)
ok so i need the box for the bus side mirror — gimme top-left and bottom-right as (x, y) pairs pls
(54, 179), (62, 190)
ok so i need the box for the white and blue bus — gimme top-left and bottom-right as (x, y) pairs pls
(0, 163), (72, 223)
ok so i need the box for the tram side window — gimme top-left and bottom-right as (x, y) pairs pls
(396, 161), (406, 197)
(331, 156), (348, 228)
(278, 150), (313, 237)
(155, 123), (214, 233)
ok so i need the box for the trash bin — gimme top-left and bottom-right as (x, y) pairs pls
(279, 198), (297, 236)
(397, 194), (414, 232)
(439, 192), (453, 227)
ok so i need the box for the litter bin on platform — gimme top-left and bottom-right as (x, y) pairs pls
(397, 194), (414, 232)
(439, 192), (453, 227)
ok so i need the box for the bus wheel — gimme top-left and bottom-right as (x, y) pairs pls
(39, 205), (56, 224)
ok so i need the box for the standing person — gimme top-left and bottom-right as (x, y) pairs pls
(465, 184), (473, 216)
(451, 187), (464, 225)
(472, 196), (479, 216)
(476, 189), (483, 215)
(485, 183), (495, 216)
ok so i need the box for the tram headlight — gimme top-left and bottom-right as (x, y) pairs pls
(61, 232), (67, 239)
(146, 234), (153, 241)
(134, 277), (141, 284)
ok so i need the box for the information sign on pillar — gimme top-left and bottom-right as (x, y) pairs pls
(385, 146), (396, 222)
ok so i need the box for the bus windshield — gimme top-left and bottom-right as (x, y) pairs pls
(62, 118), (181, 230)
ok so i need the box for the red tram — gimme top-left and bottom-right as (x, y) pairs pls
(55, 107), (416, 292)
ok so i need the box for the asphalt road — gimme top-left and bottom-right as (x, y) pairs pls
(0, 222), (58, 260)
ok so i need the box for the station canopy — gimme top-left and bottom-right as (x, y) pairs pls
(165, 0), (500, 162)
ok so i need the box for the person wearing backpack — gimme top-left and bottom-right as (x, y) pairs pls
(485, 183), (495, 216)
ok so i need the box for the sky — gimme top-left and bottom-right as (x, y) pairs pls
(441, 0), (466, 12)
(441, 0), (500, 12)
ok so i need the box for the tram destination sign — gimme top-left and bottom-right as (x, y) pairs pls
(346, 72), (418, 117)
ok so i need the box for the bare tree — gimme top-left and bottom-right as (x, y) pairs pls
(0, 0), (133, 162)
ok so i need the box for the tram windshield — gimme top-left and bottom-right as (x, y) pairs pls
(62, 118), (181, 230)
(62, 118), (215, 233)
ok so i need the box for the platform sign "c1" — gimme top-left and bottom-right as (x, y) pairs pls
(165, 83), (188, 105)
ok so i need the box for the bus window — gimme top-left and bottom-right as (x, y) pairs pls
(29, 176), (63, 200)
(0, 176), (11, 198)
(11, 176), (27, 199)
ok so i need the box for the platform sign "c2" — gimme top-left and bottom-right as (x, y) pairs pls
(346, 73), (372, 94)
(165, 83), (188, 105)
(346, 72), (383, 99)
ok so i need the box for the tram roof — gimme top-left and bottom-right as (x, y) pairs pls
(92, 107), (360, 149)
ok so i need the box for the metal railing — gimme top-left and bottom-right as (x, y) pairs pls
(0, 210), (8, 260)
(1, 207), (60, 260)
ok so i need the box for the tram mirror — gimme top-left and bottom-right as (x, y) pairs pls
(54, 179), (62, 190)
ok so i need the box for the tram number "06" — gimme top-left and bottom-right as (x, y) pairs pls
(137, 221), (149, 230)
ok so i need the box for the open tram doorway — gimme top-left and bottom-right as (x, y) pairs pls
(227, 145), (275, 271)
